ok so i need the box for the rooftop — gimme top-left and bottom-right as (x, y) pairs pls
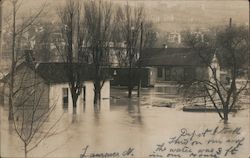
(1, 62), (111, 84)
(140, 48), (214, 67)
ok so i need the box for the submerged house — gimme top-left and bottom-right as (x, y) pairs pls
(1, 62), (110, 111)
(140, 48), (220, 85)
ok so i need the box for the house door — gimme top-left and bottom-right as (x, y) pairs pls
(157, 67), (163, 79)
(165, 68), (171, 81)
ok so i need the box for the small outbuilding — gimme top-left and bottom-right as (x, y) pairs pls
(140, 48), (220, 84)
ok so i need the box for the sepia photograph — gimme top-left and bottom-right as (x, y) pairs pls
(0, 0), (249, 157)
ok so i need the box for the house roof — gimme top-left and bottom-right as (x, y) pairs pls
(36, 62), (97, 84)
(140, 48), (214, 67)
(1, 62), (110, 84)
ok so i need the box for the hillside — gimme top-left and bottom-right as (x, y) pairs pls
(2, 0), (248, 32)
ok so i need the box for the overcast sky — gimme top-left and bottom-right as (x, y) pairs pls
(2, 0), (249, 31)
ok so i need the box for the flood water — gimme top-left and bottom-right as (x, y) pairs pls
(1, 86), (249, 158)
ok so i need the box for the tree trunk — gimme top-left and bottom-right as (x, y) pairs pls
(137, 22), (143, 98)
(94, 79), (101, 106)
(94, 90), (98, 105)
(9, 0), (16, 121)
(0, 1), (2, 59)
(72, 88), (79, 114)
(128, 66), (132, 98)
(137, 79), (141, 98)
(223, 105), (229, 123)
(8, 93), (13, 120)
(94, 88), (101, 112)
(70, 84), (79, 109)
(128, 86), (132, 98)
(94, 86), (101, 105)
(72, 95), (77, 109)
(9, 60), (14, 120)
(24, 143), (28, 158)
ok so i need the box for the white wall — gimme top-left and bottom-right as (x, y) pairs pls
(49, 80), (110, 113)
(100, 80), (110, 111)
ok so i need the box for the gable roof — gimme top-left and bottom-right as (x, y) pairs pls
(140, 48), (214, 67)
(1, 62), (110, 84)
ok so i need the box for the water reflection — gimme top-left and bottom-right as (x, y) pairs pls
(83, 102), (86, 112)
(0, 87), (249, 158)
(127, 99), (143, 126)
(62, 103), (68, 113)
(155, 86), (179, 95)
(71, 113), (78, 123)
(93, 111), (101, 127)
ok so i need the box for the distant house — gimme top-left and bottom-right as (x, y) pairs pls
(1, 62), (110, 110)
(140, 48), (220, 84)
(168, 32), (181, 44)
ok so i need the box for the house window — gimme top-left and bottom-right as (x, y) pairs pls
(62, 88), (68, 104)
(169, 34), (175, 43)
(157, 67), (163, 78)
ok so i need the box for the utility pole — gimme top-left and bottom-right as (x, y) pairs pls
(248, 0), (250, 120)
(249, 1), (250, 78)
(0, 0), (3, 61)
(229, 17), (232, 28)
(137, 22), (143, 97)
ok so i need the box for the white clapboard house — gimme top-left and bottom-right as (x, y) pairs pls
(1, 62), (110, 111)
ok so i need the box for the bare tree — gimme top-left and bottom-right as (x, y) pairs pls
(58, 0), (86, 109)
(112, 6), (157, 97)
(142, 21), (158, 49)
(7, 0), (47, 120)
(83, 0), (113, 106)
(181, 23), (249, 123)
(32, 23), (53, 62)
(114, 3), (144, 98)
(11, 61), (62, 158)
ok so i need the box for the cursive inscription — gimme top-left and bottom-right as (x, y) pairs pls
(148, 126), (245, 158)
(80, 126), (246, 158)
(80, 145), (134, 158)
